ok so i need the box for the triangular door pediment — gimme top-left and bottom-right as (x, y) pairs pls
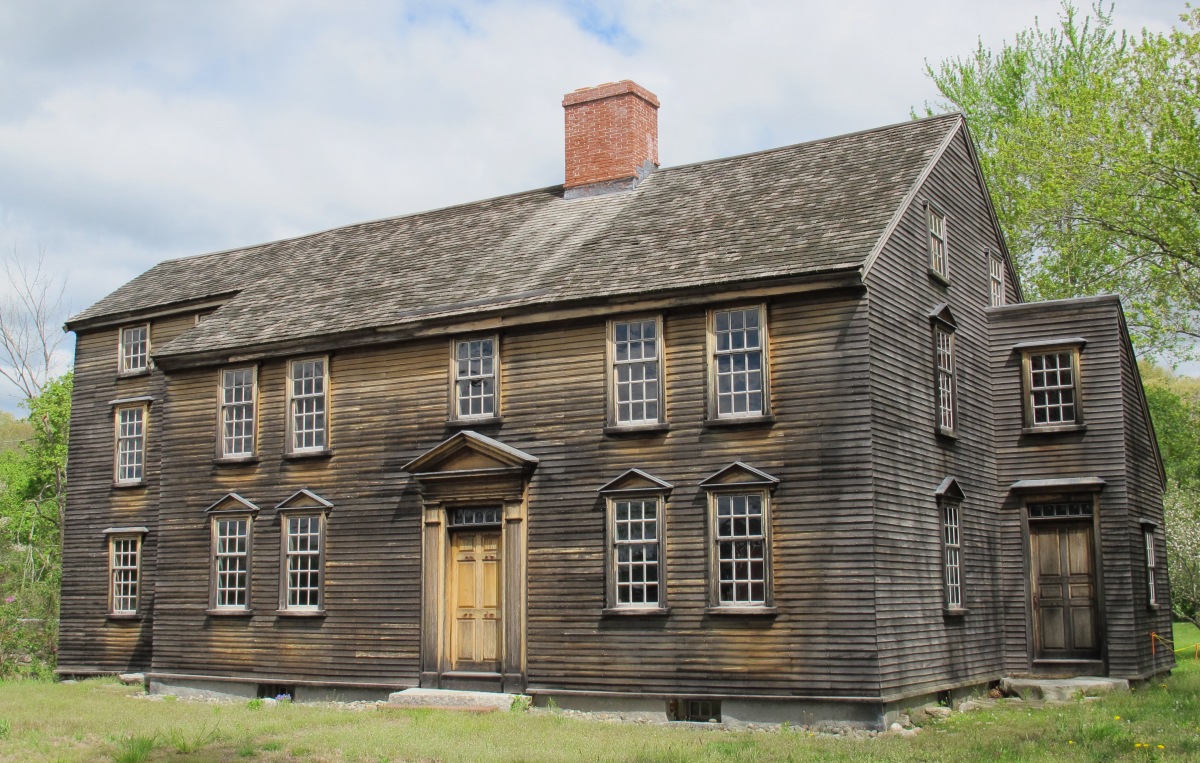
(598, 468), (673, 495)
(699, 462), (780, 489)
(402, 430), (539, 477)
(205, 493), (261, 514)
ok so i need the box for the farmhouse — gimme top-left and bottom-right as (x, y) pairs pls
(59, 81), (1173, 726)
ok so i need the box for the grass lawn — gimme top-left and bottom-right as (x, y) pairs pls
(1, 623), (1198, 763)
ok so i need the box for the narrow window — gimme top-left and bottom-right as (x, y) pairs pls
(611, 498), (662, 608)
(1144, 527), (1157, 606)
(219, 367), (256, 458)
(1027, 350), (1079, 426)
(453, 337), (497, 419)
(115, 405), (146, 484)
(711, 306), (767, 418)
(119, 324), (150, 374)
(213, 517), (251, 609)
(288, 358), (327, 452)
(942, 501), (963, 609)
(109, 535), (141, 614)
(927, 205), (948, 282)
(611, 318), (663, 425)
(989, 255), (1005, 307)
(714, 493), (768, 605)
(284, 514), (323, 610)
(935, 326), (956, 434)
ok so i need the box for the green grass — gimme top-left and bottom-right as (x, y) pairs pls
(0, 623), (1196, 762)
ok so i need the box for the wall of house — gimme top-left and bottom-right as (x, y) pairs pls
(59, 313), (195, 674)
(140, 289), (883, 697)
(865, 127), (1016, 698)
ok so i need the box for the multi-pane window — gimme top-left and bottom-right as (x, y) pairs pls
(454, 338), (497, 418)
(213, 517), (250, 609)
(942, 502), (963, 609)
(612, 499), (661, 607)
(714, 493), (768, 605)
(1144, 527), (1158, 606)
(612, 319), (662, 425)
(1027, 351), (1078, 426)
(928, 206), (948, 281)
(120, 325), (149, 374)
(289, 359), (327, 452)
(220, 367), (256, 458)
(115, 406), (146, 484)
(109, 535), (141, 614)
(284, 515), (323, 609)
(989, 256), (1005, 307)
(712, 307), (765, 418)
(935, 327), (956, 433)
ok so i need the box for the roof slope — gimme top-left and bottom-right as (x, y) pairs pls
(70, 114), (962, 361)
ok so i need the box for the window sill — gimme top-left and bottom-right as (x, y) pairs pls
(928, 268), (951, 287)
(213, 456), (259, 466)
(704, 606), (778, 617)
(112, 481), (146, 490)
(1021, 423), (1087, 436)
(602, 607), (671, 617)
(206, 608), (254, 617)
(943, 607), (969, 618)
(604, 422), (670, 436)
(106, 613), (142, 621)
(117, 369), (152, 379)
(445, 416), (503, 428)
(283, 449), (333, 461)
(936, 427), (958, 441)
(703, 414), (776, 429)
(274, 609), (327, 617)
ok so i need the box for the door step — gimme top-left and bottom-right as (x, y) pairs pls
(382, 688), (520, 712)
(1000, 676), (1129, 702)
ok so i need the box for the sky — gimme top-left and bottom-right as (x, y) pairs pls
(0, 0), (1190, 413)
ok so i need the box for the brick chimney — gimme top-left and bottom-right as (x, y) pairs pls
(562, 80), (659, 199)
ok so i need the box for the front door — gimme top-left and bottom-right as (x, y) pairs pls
(448, 529), (502, 672)
(1031, 521), (1100, 660)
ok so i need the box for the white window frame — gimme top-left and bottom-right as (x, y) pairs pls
(1023, 348), (1083, 430)
(286, 357), (330, 454)
(1144, 526), (1158, 607)
(280, 512), (326, 612)
(941, 499), (963, 611)
(108, 533), (142, 615)
(211, 515), (252, 611)
(450, 336), (499, 420)
(935, 326), (956, 435)
(114, 404), (148, 485)
(927, 203), (949, 283)
(708, 491), (772, 609)
(606, 495), (666, 610)
(218, 366), (257, 460)
(608, 316), (665, 427)
(989, 254), (1005, 307)
(708, 305), (770, 420)
(118, 324), (151, 375)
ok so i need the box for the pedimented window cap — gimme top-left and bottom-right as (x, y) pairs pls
(928, 303), (957, 329)
(1012, 337), (1087, 352)
(205, 493), (261, 515)
(699, 462), (780, 490)
(934, 476), (965, 502)
(597, 468), (674, 495)
(103, 526), (149, 535)
(1010, 477), (1106, 493)
(275, 488), (334, 512)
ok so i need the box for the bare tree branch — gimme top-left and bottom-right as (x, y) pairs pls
(0, 247), (67, 402)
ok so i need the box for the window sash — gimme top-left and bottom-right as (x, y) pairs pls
(943, 502), (962, 609)
(453, 338), (497, 418)
(935, 328), (955, 432)
(928, 208), (948, 278)
(116, 406), (146, 484)
(712, 307), (765, 418)
(612, 319), (662, 425)
(1145, 528), (1157, 606)
(714, 493), (768, 605)
(611, 498), (662, 607)
(109, 536), (140, 614)
(1028, 351), (1077, 425)
(213, 517), (250, 609)
(289, 359), (327, 452)
(284, 515), (323, 609)
(220, 367), (256, 458)
(989, 257), (1005, 307)
(120, 325), (149, 374)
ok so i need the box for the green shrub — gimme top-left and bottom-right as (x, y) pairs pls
(112, 733), (156, 763)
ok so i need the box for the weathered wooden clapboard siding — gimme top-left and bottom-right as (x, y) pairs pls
(59, 313), (195, 674)
(142, 290), (880, 696)
(864, 127), (1010, 696)
(988, 296), (1152, 677)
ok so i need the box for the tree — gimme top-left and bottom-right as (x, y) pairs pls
(921, 3), (1200, 359)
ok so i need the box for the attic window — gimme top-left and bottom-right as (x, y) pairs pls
(989, 254), (1005, 307)
(927, 204), (949, 284)
(119, 324), (150, 375)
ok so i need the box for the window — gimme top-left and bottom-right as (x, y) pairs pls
(115, 405), (146, 484)
(212, 516), (251, 610)
(109, 535), (141, 614)
(927, 204), (948, 282)
(283, 514), (324, 610)
(610, 498), (663, 608)
(942, 501), (963, 609)
(989, 255), (1005, 307)
(1144, 527), (1158, 607)
(713, 493), (769, 606)
(1024, 348), (1082, 429)
(610, 317), (663, 426)
(219, 367), (256, 459)
(452, 337), (497, 419)
(710, 306), (768, 419)
(935, 326), (956, 434)
(288, 358), (328, 453)
(119, 324), (150, 374)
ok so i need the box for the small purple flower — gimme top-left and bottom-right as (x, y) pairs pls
(4, 596), (15, 604)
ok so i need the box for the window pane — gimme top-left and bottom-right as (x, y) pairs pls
(454, 338), (497, 418)
(1028, 352), (1077, 425)
(715, 494), (766, 605)
(221, 368), (256, 457)
(613, 320), (662, 424)
(214, 518), (250, 608)
(110, 536), (140, 613)
(713, 309), (764, 418)
(291, 360), (327, 451)
(285, 515), (322, 609)
(613, 499), (661, 607)
(116, 407), (145, 483)
(121, 326), (149, 373)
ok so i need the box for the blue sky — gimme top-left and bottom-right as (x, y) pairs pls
(0, 0), (1189, 412)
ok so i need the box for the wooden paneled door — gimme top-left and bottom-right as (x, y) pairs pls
(1030, 522), (1100, 660)
(448, 530), (502, 673)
